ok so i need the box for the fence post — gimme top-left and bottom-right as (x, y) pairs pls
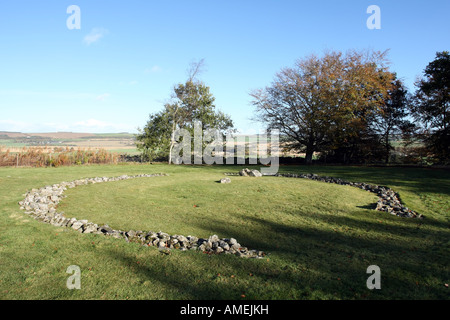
(16, 153), (19, 168)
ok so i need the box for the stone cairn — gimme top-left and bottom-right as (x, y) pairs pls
(18, 173), (266, 259)
(225, 170), (423, 219)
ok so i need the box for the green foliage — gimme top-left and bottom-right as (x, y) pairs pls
(412, 51), (450, 163)
(137, 79), (234, 162)
(372, 77), (411, 163)
(172, 80), (234, 133)
(136, 111), (171, 161)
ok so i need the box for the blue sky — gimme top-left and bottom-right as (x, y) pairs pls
(0, 0), (449, 134)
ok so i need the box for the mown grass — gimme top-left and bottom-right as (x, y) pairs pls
(0, 164), (448, 300)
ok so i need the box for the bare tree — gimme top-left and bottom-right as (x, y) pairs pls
(187, 58), (206, 82)
(168, 59), (206, 164)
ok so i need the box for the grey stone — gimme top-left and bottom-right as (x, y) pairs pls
(215, 247), (224, 254)
(231, 243), (241, 250)
(239, 168), (262, 177)
(146, 231), (158, 239)
(249, 170), (262, 177)
(209, 235), (219, 242)
(219, 241), (230, 251)
(157, 232), (170, 240)
(187, 236), (198, 244)
(83, 223), (98, 234)
(126, 230), (136, 238)
(100, 224), (114, 234)
(71, 221), (84, 231)
(239, 169), (249, 176)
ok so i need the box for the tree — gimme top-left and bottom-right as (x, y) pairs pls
(251, 49), (394, 164)
(412, 51), (450, 163)
(136, 110), (171, 161)
(136, 60), (234, 163)
(168, 79), (234, 163)
(372, 76), (410, 163)
(166, 59), (206, 164)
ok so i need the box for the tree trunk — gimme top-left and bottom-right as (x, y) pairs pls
(168, 105), (180, 165)
(168, 121), (177, 165)
(385, 142), (390, 164)
(305, 150), (313, 165)
(384, 129), (391, 164)
(168, 139), (174, 165)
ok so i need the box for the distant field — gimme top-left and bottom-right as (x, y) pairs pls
(0, 131), (416, 159)
(0, 140), (27, 148)
(0, 132), (296, 157)
(0, 132), (137, 154)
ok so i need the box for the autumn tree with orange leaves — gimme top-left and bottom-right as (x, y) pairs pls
(251, 50), (395, 164)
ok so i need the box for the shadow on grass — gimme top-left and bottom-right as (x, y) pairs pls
(275, 165), (450, 197)
(97, 164), (449, 299)
(105, 248), (252, 300)
(104, 210), (449, 300)
(356, 203), (377, 210)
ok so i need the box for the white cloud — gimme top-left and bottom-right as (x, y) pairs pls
(74, 119), (109, 128)
(0, 119), (30, 132)
(0, 118), (134, 134)
(72, 119), (132, 133)
(0, 120), (68, 133)
(144, 65), (162, 74)
(42, 122), (70, 131)
(96, 93), (110, 101)
(83, 28), (108, 45)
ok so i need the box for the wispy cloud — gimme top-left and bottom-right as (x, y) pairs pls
(74, 119), (109, 128)
(0, 119), (30, 132)
(83, 28), (108, 45)
(0, 118), (132, 133)
(0, 120), (69, 133)
(96, 93), (110, 101)
(144, 65), (162, 74)
(72, 118), (132, 132)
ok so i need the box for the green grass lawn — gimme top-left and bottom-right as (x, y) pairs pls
(0, 164), (448, 300)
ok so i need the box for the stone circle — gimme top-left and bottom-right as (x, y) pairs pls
(18, 170), (422, 261)
(18, 173), (266, 259)
(225, 171), (423, 219)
